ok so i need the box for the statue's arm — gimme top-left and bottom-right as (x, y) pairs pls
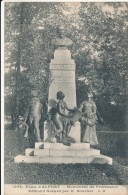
(79, 102), (87, 119)
(65, 102), (74, 112)
(79, 102), (85, 112)
(96, 108), (104, 123)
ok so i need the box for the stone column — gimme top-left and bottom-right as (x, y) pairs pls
(44, 46), (81, 142)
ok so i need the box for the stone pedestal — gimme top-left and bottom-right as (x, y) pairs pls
(15, 142), (113, 165)
(48, 47), (76, 107)
(45, 46), (81, 142)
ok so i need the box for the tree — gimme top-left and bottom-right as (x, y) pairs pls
(5, 3), (34, 129)
(5, 2), (128, 130)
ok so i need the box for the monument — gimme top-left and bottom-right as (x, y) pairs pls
(14, 27), (113, 164)
(44, 27), (81, 143)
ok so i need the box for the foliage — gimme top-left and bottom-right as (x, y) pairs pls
(4, 2), (128, 130)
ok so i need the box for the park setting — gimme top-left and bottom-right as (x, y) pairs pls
(4, 2), (128, 185)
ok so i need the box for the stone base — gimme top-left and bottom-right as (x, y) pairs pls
(29, 148), (100, 157)
(35, 142), (90, 149)
(68, 121), (81, 142)
(14, 142), (113, 165)
(44, 121), (81, 143)
(15, 154), (112, 164)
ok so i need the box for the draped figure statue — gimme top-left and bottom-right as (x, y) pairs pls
(79, 92), (103, 145)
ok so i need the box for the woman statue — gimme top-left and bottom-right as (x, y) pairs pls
(79, 92), (103, 146)
(49, 91), (75, 146)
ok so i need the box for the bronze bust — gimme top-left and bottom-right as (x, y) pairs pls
(52, 26), (73, 47)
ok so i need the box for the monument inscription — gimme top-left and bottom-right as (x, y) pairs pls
(50, 64), (75, 70)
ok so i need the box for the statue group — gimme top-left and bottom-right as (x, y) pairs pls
(46, 90), (103, 146)
(22, 90), (103, 147)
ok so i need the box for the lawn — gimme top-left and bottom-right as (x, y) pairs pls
(4, 127), (128, 185)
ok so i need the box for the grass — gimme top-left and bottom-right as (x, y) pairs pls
(4, 161), (128, 185)
(4, 127), (128, 185)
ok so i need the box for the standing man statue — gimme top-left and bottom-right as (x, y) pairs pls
(22, 90), (47, 146)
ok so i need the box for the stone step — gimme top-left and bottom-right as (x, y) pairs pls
(14, 154), (112, 165)
(35, 142), (90, 150)
(33, 148), (100, 157)
(35, 142), (44, 149)
(25, 149), (34, 156)
(44, 143), (90, 149)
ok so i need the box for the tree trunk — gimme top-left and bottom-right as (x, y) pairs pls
(14, 3), (25, 131)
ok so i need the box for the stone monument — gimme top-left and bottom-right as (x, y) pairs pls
(14, 27), (113, 165)
(44, 27), (81, 142)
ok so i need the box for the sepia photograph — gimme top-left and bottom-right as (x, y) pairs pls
(2, 1), (128, 195)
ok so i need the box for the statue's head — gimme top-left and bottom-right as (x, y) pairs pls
(57, 91), (65, 100)
(58, 26), (65, 38)
(31, 89), (41, 98)
(87, 92), (93, 98)
(52, 25), (73, 46)
(31, 90), (38, 97)
(84, 91), (93, 100)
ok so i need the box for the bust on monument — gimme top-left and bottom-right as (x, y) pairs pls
(52, 26), (73, 47)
